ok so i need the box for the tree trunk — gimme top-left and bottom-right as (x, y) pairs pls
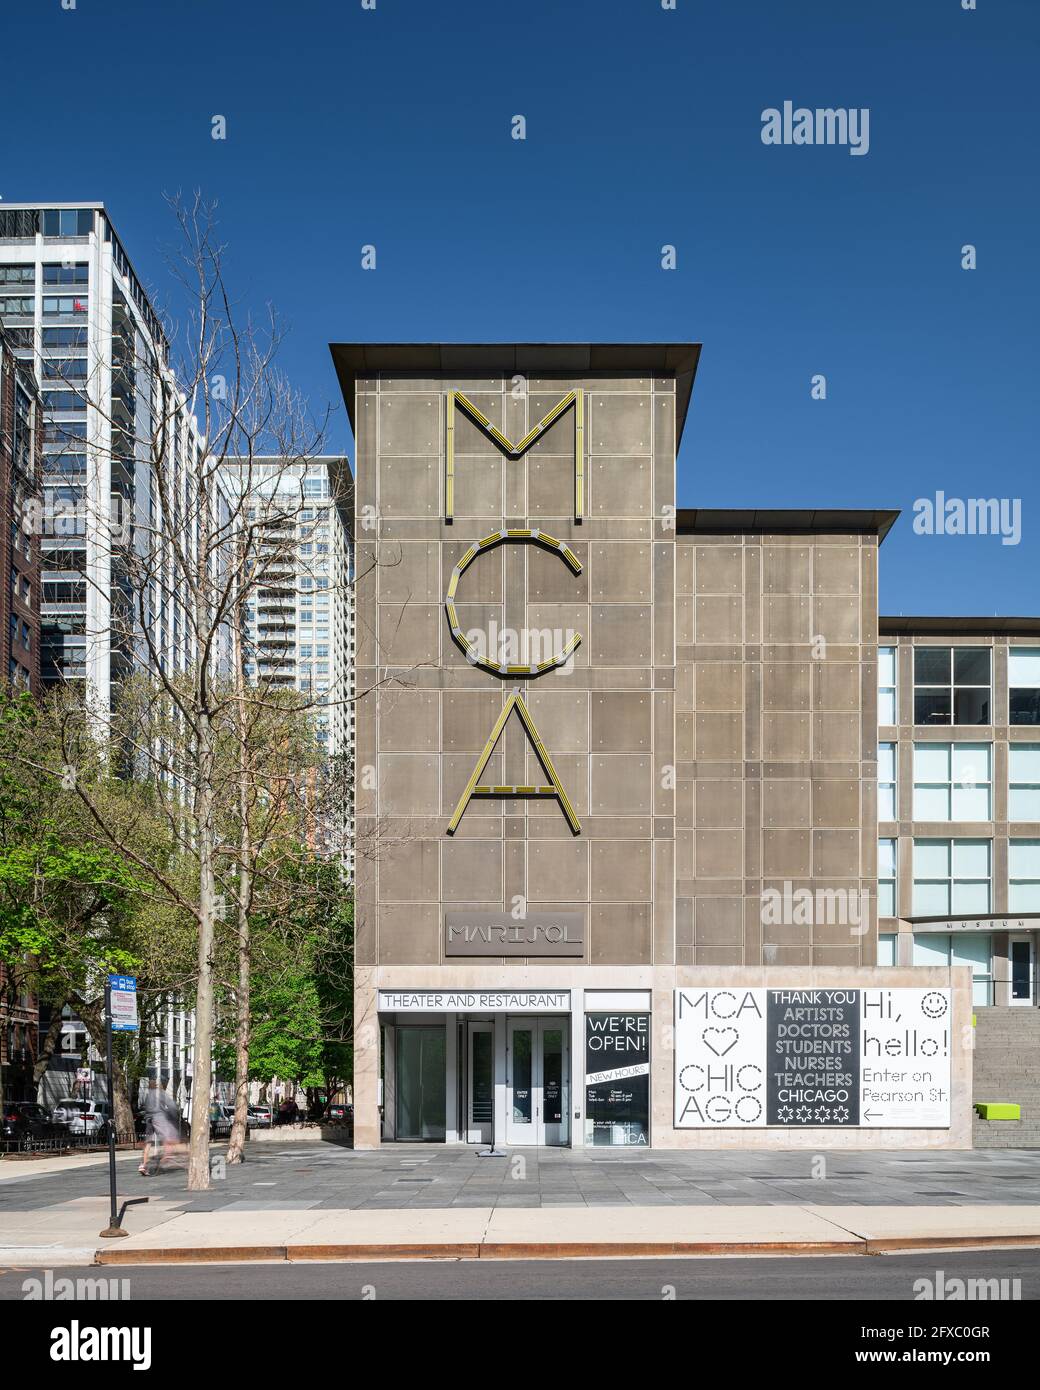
(32, 1011), (64, 1089)
(188, 717), (217, 1191)
(226, 851), (252, 1165)
(226, 573), (253, 1166)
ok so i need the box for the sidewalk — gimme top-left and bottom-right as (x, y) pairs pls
(1, 1142), (1038, 1265)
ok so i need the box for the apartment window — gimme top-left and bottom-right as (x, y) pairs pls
(42, 296), (88, 317)
(913, 646), (990, 725)
(0, 265), (35, 284)
(42, 263), (88, 285)
(912, 838), (990, 916)
(42, 209), (94, 237)
(912, 932), (992, 1007)
(912, 742), (991, 820)
(42, 358), (88, 380)
(878, 743), (897, 820)
(1009, 745), (1040, 821)
(878, 838), (897, 918)
(1009, 647), (1040, 725)
(1009, 840), (1040, 913)
(884, 644), (895, 722)
(42, 326), (88, 348)
(0, 295), (35, 316)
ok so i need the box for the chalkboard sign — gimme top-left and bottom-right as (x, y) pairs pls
(585, 1013), (650, 1146)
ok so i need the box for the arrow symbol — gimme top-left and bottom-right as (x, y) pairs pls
(863, 1109), (881, 1121)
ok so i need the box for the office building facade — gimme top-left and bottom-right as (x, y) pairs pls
(878, 619), (1040, 1007)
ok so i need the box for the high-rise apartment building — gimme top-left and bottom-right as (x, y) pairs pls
(219, 456), (356, 860)
(0, 203), (206, 706)
(1, 318), (42, 692)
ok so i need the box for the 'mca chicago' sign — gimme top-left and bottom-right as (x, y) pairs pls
(674, 988), (952, 1129)
(444, 390), (585, 837)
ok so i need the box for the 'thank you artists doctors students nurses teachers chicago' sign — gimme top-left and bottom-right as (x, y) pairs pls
(673, 987), (951, 1128)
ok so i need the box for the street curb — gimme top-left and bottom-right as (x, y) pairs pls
(93, 1232), (1040, 1264)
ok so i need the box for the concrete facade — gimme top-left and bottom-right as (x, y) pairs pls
(335, 343), (969, 1151)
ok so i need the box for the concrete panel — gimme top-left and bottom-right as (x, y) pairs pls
(696, 711), (743, 760)
(762, 828), (812, 877)
(528, 839), (589, 902)
(592, 841), (652, 900)
(378, 456), (438, 518)
(591, 691), (651, 751)
(763, 545), (811, 595)
(378, 394), (440, 455)
(695, 596), (743, 643)
(589, 395), (652, 454)
(589, 903), (652, 963)
(377, 602), (440, 665)
(589, 543), (652, 602)
(694, 779), (743, 829)
(442, 839), (504, 903)
(814, 661), (860, 711)
(452, 454), (503, 517)
(377, 690), (439, 751)
(695, 829), (743, 877)
(695, 544), (743, 594)
(695, 662), (744, 711)
(379, 754), (440, 816)
(591, 754), (653, 814)
(377, 541), (442, 603)
(814, 545), (860, 595)
(762, 662), (811, 711)
(589, 604), (651, 665)
(763, 778), (811, 828)
(812, 777), (861, 828)
(590, 458), (652, 516)
(377, 904), (440, 964)
(763, 596), (811, 644)
(763, 712), (811, 761)
(814, 596), (860, 645)
(377, 839), (440, 903)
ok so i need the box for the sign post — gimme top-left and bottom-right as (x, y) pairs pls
(99, 975), (146, 1239)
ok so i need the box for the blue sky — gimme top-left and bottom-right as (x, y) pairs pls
(3, 0), (1037, 614)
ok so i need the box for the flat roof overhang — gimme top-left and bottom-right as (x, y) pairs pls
(678, 508), (900, 543)
(329, 342), (702, 449)
(879, 615), (1040, 637)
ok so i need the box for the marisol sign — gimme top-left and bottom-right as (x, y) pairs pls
(585, 1013), (650, 1146)
(673, 987), (952, 1129)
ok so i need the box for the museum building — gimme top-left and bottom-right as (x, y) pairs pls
(333, 342), (1038, 1151)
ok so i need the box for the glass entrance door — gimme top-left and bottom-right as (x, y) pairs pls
(467, 1022), (494, 1143)
(505, 1018), (569, 1146)
(1009, 935), (1035, 1006)
(395, 1026), (446, 1140)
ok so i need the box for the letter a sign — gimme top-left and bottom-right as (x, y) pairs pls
(447, 691), (580, 835)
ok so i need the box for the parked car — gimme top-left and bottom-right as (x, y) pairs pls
(2, 1102), (66, 1145)
(209, 1103), (235, 1137)
(52, 1099), (110, 1140)
(324, 1101), (353, 1130)
(248, 1105), (273, 1128)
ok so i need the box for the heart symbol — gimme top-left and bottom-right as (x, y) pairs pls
(703, 1027), (739, 1057)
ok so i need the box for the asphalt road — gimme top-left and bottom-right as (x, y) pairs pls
(0, 1251), (1036, 1300)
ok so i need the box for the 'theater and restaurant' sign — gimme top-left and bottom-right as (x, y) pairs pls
(378, 990), (571, 1013)
(674, 987), (952, 1129)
